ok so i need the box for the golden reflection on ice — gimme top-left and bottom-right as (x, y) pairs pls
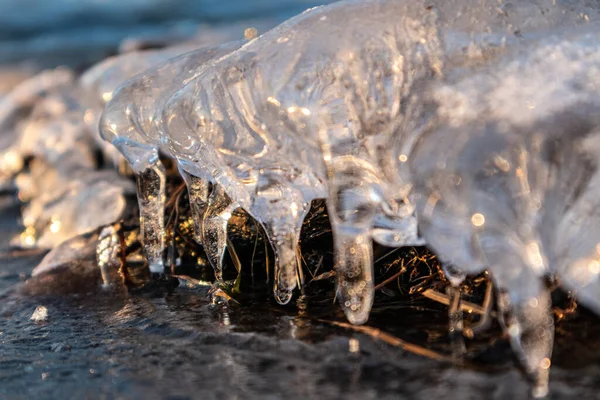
(471, 213), (485, 227)
(49, 217), (62, 234)
(525, 241), (545, 274)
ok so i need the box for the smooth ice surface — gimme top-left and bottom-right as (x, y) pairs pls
(31, 229), (102, 277)
(81, 44), (204, 166)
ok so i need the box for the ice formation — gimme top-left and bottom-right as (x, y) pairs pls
(91, 0), (600, 396)
(410, 30), (600, 397)
(100, 40), (245, 274)
(0, 68), (75, 184)
(17, 162), (135, 249)
(112, 0), (445, 316)
(103, 0), (599, 317)
(80, 44), (205, 166)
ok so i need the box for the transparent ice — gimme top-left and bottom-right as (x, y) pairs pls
(157, 0), (445, 317)
(94, 0), (600, 395)
(80, 44), (205, 167)
(16, 159), (135, 249)
(158, 0), (599, 320)
(0, 68), (75, 182)
(0, 64), (144, 250)
(409, 29), (600, 398)
(100, 41), (244, 273)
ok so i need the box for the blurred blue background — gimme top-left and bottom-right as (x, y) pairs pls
(0, 0), (332, 68)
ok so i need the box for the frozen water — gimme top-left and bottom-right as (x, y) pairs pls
(158, 0), (446, 315)
(92, 0), (600, 395)
(100, 41), (244, 273)
(16, 87), (97, 172)
(31, 229), (102, 278)
(24, 226), (129, 297)
(97, 224), (126, 291)
(0, 68), (75, 182)
(0, 0), (595, 398)
(80, 22), (273, 167)
(0, 64), (138, 250)
(157, 0), (600, 319)
(16, 161), (135, 249)
(409, 29), (600, 397)
(80, 44), (204, 167)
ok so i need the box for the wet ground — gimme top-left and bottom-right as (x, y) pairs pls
(2, 194), (600, 400)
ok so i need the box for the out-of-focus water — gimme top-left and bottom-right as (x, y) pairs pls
(0, 0), (332, 68)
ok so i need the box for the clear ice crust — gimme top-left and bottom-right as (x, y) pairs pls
(97, 0), (600, 396)
(104, 0), (599, 318)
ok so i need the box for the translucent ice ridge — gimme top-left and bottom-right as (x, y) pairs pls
(100, 41), (245, 273)
(156, 0), (599, 319)
(109, 0), (450, 316)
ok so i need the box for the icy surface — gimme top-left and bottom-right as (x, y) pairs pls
(158, 0), (446, 316)
(155, 0), (600, 319)
(0, 64), (137, 250)
(409, 30), (600, 397)
(80, 44), (209, 167)
(0, 68), (75, 184)
(100, 41), (244, 273)
(90, 0), (600, 395)
(16, 161), (134, 249)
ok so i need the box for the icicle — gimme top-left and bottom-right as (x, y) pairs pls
(259, 200), (309, 305)
(268, 232), (301, 305)
(96, 224), (125, 290)
(496, 285), (554, 399)
(178, 165), (210, 245)
(333, 226), (374, 325)
(444, 264), (467, 357)
(133, 152), (167, 274)
(326, 182), (378, 325)
(201, 183), (237, 282)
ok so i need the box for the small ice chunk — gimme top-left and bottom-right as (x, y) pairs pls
(96, 225), (125, 290)
(24, 227), (127, 296)
(30, 305), (48, 322)
(16, 162), (135, 249)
